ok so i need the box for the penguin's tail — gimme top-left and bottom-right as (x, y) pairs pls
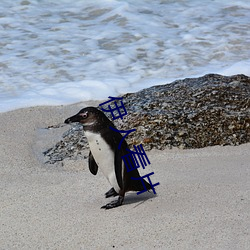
(143, 179), (152, 191)
(130, 178), (152, 192)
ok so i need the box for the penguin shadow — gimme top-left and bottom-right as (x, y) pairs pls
(122, 191), (157, 208)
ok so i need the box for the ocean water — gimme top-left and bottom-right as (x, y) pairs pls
(0, 0), (250, 112)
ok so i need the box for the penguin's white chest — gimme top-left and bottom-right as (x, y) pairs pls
(85, 131), (120, 193)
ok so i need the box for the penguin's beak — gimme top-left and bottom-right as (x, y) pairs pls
(64, 114), (81, 124)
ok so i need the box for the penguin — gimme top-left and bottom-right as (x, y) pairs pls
(64, 107), (152, 209)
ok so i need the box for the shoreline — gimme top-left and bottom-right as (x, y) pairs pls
(0, 103), (249, 249)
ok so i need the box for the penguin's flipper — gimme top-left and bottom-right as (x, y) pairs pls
(101, 196), (124, 209)
(88, 151), (98, 175)
(105, 187), (118, 198)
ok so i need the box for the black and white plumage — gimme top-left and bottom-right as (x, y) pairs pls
(65, 107), (152, 209)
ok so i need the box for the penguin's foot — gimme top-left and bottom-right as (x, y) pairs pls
(101, 196), (124, 209)
(105, 187), (118, 198)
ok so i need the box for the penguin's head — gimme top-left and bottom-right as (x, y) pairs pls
(65, 106), (111, 130)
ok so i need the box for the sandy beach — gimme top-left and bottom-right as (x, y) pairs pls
(0, 102), (249, 249)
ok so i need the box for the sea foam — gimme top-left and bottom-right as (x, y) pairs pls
(0, 0), (249, 112)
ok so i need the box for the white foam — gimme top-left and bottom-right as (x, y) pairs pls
(218, 60), (250, 76)
(0, 0), (249, 112)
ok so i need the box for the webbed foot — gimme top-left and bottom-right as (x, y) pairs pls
(105, 187), (118, 198)
(101, 196), (124, 209)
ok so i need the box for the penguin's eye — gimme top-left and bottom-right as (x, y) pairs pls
(79, 112), (88, 119)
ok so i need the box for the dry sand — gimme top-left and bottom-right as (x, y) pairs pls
(0, 102), (249, 249)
